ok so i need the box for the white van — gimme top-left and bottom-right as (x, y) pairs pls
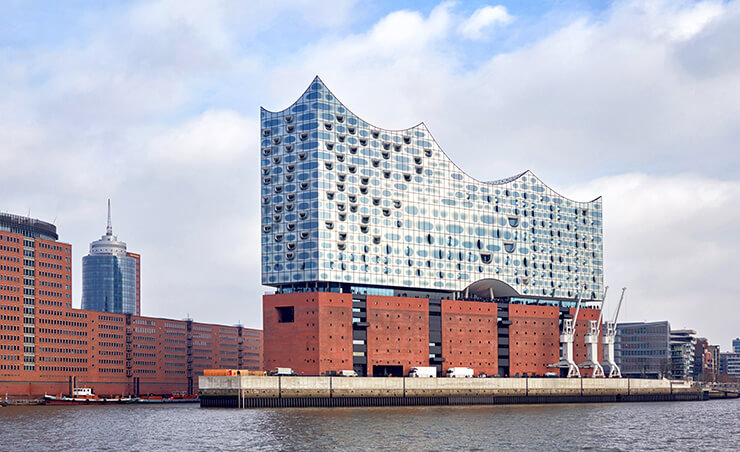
(408, 367), (437, 378)
(446, 367), (474, 378)
(269, 367), (297, 376)
(339, 370), (358, 377)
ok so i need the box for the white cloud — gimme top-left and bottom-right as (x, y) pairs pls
(149, 110), (256, 165)
(459, 5), (513, 40)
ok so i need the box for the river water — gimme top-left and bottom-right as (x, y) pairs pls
(1, 399), (738, 451)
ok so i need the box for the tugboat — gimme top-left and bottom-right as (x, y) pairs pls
(44, 387), (134, 405)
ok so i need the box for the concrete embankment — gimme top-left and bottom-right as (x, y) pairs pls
(198, 376), (705, 408)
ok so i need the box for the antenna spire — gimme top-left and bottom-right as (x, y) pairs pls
(106, 199), (113, 235)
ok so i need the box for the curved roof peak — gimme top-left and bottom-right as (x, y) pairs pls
(262, 77), (601, 205)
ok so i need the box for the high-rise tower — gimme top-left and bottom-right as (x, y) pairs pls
(81, 201), (140, 315)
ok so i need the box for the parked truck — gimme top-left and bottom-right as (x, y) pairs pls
(446, 367), (474, 378)
(408, 367), (437, 378)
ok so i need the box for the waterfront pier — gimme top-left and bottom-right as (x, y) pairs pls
(199, 376), (705, 408)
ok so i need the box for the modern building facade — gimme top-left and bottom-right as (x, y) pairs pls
(734, 338), (740, 353)
(82, 201), (140, 315)
(719, 352), (740, 377)
(261, 77), (605, 377)
(0, 212), (262, 400)
(670, 329), (697, 381)
(614, 321), (671, 379)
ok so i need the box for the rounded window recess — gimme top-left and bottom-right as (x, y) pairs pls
(338, 134), (346, 142)
(349, 146), (358, 154)
(393, 200), (401, 209)
(424, 149), (432, 157)
(286, 242), (296, 251)
(372, 159), (380, 167)
(382, 209), (390, 217)
(383, 171), (391, 179)
(403, 174), (411, 182)
(286, 252), (295, 260)
(325, 122), (333, 131)
(336, 154), (345, 162)
(298, 211), (307, 219)
(359, 186), (368, 194)
(325, 162), (333, 170)
(263, 225), (272, 233)
(349, 205), (357, 213)
(372, 198), (380, 206)
(338, 213), (347, 221)
(298, 152), (307, 160)
(337, 203), (346, 211)
(262, 168), (270, 175)
(300, 231), (309, 239)
(325, 221), (334, 230)
(326, 143), (334, 151)
(262, 196), (270, 205)
(348, 165), (357, 173)
(274, 234), (283, 242)
(285, 203), (294, 211)
(272, 155), (281, 164)
(337, 243), (346, 251)
(286, 223), (296, 231)
(382, 151), (390, 160)
(371, 130), (380, 139)
(285, 174), (294, 182)
(336, 115), (344, 123)
(300, 132), (308, 141)
(263, 129), (271, 137)
(272, 136), (281, 145)
(383, 142), (390, 150)
(480, 254), (492, 264)
(286, 193), (295, 201)
(274, 205), (283, 213)
(284, 115), (293, 123)
(287, 164), (295, 172)
(373, 236), (381, 244)
(504, 243), (515, 253)
(359, 139), (367, 146)
(286, 125), (295, 133)
(348, 194), (357, 202)
(338, 233), (347, 241)
(361, 216), (370, 224)
(299, 182), (308, 190)
(403, 136), (411, 144)
(394, 144), (401, 152)
(360, 177), (369, 185)
(262, 148), (271, 156)
(414, 157), (422, 165)
(336, 183), (345, 192)
(360, 225), (369, 233)
(263, 176), (271, 185)
(274, 185), (283, 193)
(348, 127), (356, 135)
(508, 217), (519, 227)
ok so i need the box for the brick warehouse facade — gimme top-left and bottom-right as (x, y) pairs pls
(263, 291), (601, 377)
(0, 214), (262, 400)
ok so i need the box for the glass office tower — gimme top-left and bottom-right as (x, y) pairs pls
(81, 201), (140, 315)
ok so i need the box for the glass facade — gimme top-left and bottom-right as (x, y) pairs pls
(82, 254), (137, 315)
(261, 77), (604, 298)
(614, 321), (671, 378)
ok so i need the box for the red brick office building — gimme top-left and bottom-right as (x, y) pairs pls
(0, 213), (262, 399)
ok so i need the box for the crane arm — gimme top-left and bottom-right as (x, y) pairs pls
(572, 285), (586, 325)
(611, 287), (627, 324)
(596, 286), (610, 331)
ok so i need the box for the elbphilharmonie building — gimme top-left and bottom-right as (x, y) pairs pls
(261, 77), (603, 300)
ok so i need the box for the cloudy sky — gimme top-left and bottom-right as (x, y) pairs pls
(1, 0), (738, 350)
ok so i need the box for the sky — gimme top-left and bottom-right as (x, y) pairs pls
(1, 0), (739, 350)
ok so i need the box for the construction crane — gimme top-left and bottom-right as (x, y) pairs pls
(601, 287), (627, 378)
(579, 286), (609, 377)
(548, 287), (587, 378)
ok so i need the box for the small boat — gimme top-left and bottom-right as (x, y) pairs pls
(44, 387), (135, 405)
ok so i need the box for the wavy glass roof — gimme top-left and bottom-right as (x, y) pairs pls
(260, 77), (604, 299)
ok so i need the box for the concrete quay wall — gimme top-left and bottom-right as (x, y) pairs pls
(199, 376), (699, 405)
